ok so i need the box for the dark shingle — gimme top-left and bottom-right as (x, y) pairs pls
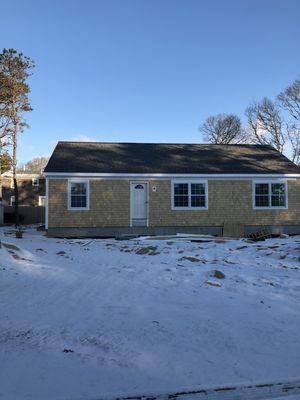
(44, 142), (300, 174)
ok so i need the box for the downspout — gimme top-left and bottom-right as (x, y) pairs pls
(45, 178), (48, 230)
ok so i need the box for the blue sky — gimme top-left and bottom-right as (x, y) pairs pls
(1, 0), (299, 163)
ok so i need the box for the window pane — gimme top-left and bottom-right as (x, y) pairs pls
(174, 195), (189, 207)
(255, 183), (269, 195)
(191, 183), (205, 195)
(71, 182), (86, 195)
(191, 195), (205, 207)
(71, 196), (79, 208)
(71, 195), (87, 208)
(174, 183), (188, 195)
(271, 195), (285, 207)
(271, 183), (285, 195)
(255, 195), (269, 207)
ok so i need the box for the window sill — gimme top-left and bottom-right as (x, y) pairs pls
(253, 207), (288, 210)
(171, 207), (208, 211)
(67, 207), (89, 211)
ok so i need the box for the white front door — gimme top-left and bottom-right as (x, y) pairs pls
(130, 182), (148, 226)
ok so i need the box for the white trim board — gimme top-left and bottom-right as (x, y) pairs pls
(44, 172), (300, 180)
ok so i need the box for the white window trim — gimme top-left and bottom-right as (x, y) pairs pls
(10, 196), (15, 206)
(32, 178), (39, 187)
(38, 196), (46, 206)
(252, 180), (288, 210)
(171, 179), (208, 210)
(67, 178), (90, 211)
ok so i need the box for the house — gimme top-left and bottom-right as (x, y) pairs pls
(0, 171), (46, 224)
(44, 141), (300, 238)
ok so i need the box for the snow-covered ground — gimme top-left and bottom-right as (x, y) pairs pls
(0, 227), (299, 400)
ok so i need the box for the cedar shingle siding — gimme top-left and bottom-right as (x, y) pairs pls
(47, 178), (300, 237)
(45, 142), (300, 237)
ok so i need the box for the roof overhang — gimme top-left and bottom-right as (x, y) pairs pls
(43, 172), (300, 179)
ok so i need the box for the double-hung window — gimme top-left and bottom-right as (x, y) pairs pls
(68, 180), (89, 210)
(172, 181), (207, 209)
(254, 181), (287, 209)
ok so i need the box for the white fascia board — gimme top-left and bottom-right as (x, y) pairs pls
(43, 172), (300, 179)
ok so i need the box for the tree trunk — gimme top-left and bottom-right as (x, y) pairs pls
(13, 177), (19, 226)
(12, 131), (19, 227)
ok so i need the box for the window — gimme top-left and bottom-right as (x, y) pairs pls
(39, 196), (46, 206)
(32, 178), (39, 187)
(254, 182), (287, 209)
(255, 183), (269, 207)
(172, 181), (207, 209)
(191, 183), (206, 207)
(68, 180), (89, 210)
(271, 183), (286, 207)
(10, 196), (15, 206)
(174, 183), (189, 207)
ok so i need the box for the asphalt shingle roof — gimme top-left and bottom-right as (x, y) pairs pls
(44, 142), (300, 174)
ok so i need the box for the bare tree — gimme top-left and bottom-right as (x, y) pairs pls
(286, 125), (300, 164)
(18, 156), (49, 173)
(200, 114), (247, 144)
(278, 78), (300, 164)
(245, 98), (286, 153)
(278, 79), (300, 122)
(0, 48), (35, 226)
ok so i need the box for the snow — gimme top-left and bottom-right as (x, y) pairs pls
(0, 227), (299, 400)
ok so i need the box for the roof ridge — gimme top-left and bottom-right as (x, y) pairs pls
(57, 141), (269, 147)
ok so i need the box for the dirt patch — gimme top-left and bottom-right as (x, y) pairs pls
(206, 280), (222, 287)
(63, 348), (74, 353)
(213, 270), (225, 279)
(136, 246), (160, 256)
(36, 248), (47, 253)
(56, 251), (66, 256)
(2, 243), (21, 252)
(179, 256), (200, 263)
(11, 253), (30, 261)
